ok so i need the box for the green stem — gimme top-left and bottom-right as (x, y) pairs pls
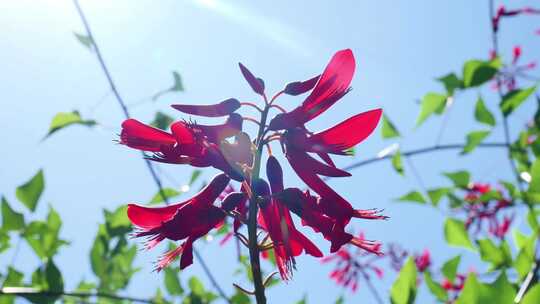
(247, 103), (270, 304)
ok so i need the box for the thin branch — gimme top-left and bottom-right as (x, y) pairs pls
(331, 142), (507, 175)
(72, 1), (230, 302)
(0, 288), (159, 304)
(359, 269), (383, 304)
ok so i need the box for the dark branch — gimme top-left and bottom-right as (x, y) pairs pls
(0, 288), (158, 304)
(72, 1), (230, 302)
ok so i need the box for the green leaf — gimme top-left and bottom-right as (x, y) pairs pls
(444, 218), (474, 250)
(522, 283), (540, 304)
(151, 112), (174, 131)
(74, 32), (94, 50)
(424, 271), (448, 302)
(23, 207), (68, 260)
(164, 267), (184, 295)
(462, 59), (500, 88)
(188, 276), (206, 297)
(474, 96), (496, 126)
(397, 191), (426, 204)
(529, 158), (540, 194)
(477, 239), (511, 269)
(416, 93), (447, 126)
(189, 170), (203, 186)
(437, 73), (463, 95)
(381, 114), (400, 138)
(392, 150), (404, 176)
(427, 188), (450, 206)
(0, 267), (24, 304)
(334, 296), (344, 304)
(390, 258), (418, 304)
(0, 230), (10, 253)
(443, 170), (470, 188)
(1, 196), (25, 231)
(500, 86), (537, 116)
(441, 255), (461, 282)
(149, 188), (183, 205)
(231, 291), (251, 304)
(16, 169), (45, 212)
(45, 259), (64, 292)
(462, 130), (490, 154)
(45, 111), (96, 138)
(152, 71), (185, 101)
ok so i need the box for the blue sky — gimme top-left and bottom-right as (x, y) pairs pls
(1, 0), (539, 303)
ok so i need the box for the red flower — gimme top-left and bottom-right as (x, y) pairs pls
(171, 98), (240, 117)
(414, 249), (431, 273)
(127, 174), (245, 271)
(120, 119), (176, 152)
(268, 49), (356, 130)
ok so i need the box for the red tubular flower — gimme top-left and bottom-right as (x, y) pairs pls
(268, 49), (356, 130)
(120, 119), (176, 152)
(171, 98), (240, 117)
(127, 174), (246, 271)
(414, 249), (431, 273)
(283, 75), (321, 96)
(239, 63), (265, 95)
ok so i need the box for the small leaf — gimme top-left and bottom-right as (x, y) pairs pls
(416, 93), (447, 126)
(171, 71), (184, 92)
(462, 59), (501, 88)
(522, 284), (540, 304)
(500, 86), (537, 116)
(462, 130), (490, 154)
(397, 191), (426, 204)
(150, 112), (174, 131)
(381, 114), (400, 138)
(474, 96), (496, 126)
(441, 255), (461, 282)
(149, 188), (182, 205)
(477, 239), (511, 269)
(427, 188), (450, 206)
(390, 258), (418, 304)
(1, 196), (25, 231)
(443, 171), (470, 188)
(444, 218), (474, 250)
(437, 73), (463, 95)
(528, 158), (540, 195)
(188, 276), (205, 296)
(424, 271), (448, 302)
(189, 170), (203, 186)
(164, 267), (183, 295)
(392, 150), (404, 176)
(16, 169), (45, 212)
(45, 259), (64, 292)
(45, 111), (96, 138)
(74, 32), (94, 50)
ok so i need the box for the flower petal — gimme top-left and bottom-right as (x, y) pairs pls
(283, 75), (320, 96)
(171, 98), (240, 117)
(239, 63), (265, 95)
(120, 119), (176, 152)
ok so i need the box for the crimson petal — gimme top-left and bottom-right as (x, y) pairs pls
(284, 75), (321, 96)
(171, 98), (240, 117)
(239, 63), (265, 95)
(120, 119), (176, 152)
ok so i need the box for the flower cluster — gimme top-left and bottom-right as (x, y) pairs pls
(491, 46), (536, 92)
(120, 49), (386, 279)
(491, 5), (540, 33)
(459, 183), (513, 239)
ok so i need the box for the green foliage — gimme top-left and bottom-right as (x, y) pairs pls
(45, 111), (96, 138)
(416, 93), (447, 126)
(444, 218), (474, 250)
(190, 170), (203, 186)
(462, 58), (501, 88)
(437, 73), (463, 96)
(455, 272), (515, 304)
(443, 170), (470, 188)
(1, 196), (25, 231)
(16, 169), (45, 212)
(23, 206), (69, 261)
(1, 267), (24, 304)
(231, 291), (251, 304)
(392, 150), (404, 176)
(441, 255), (461, 282)
(477, 239), (512, 270)
(73, 32), (94, 50)
(164, 267), (184, 295)
(424, 271), (447, 302)
(427, 188), (451, 206)
(151, 111), (175, 130)
(522, 284), (540, 304)
(390, 258), (417, 304)
(183, 277), (218, 304)
(149, 188), (184, 205)
(462, 130), (490, 154)
(474, 96), (495, 126)
(500, 86), (537, 116)
(397, 191), (426, 204)
(381, 114), (400, 138)
(153, 71), (185, 101)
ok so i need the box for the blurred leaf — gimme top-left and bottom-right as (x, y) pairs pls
(424, 271), (448, 302)
(416, 93), (447, 126)
(462, 130), (490, 154)
(441, 255), (461, 282)
(427, 188), (450, 206)
(397, 191), (426, 204)
(345, 147), (355, 156)
(164, 267), (184, 295)
(444, 218), (474, 250)
(392, 150), (404, 176)
(0, 267), (24, 304)
(381, 114), (400, 138)
(45, 259), (64, 292)
(528, 158), (540, 194)
(1, 196), (25, 231)
(231, 291), (251, 304)
(153, 71), (185, 101)
(522, 283), (540, 304)
(188, 277), (205, 296)
(0, 230), (10, 253)
(151, 112), (174, 130)
(474, 96), (496, 126)
(45, 111), (96, 138)
(190, 170), (203, 186)
(477, 239), (511, 269)
(16, 169), (45, 212)
(73, 32), (94, 50)
(104, 205), (131, 237)
(437, 73), (462, 95)
(500, 86), (537, 116)
(294, 295), (307, 304)
(457, 272), (516, 304)
(23, 206), (68, 260)
(390, 258), (417, 304)
(149, 188), (183, 205)
(334, 296), (344, 304)
(462, 59), (500, 88)
(443, 171), (470, 188)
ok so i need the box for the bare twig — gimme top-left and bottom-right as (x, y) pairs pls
(0, 288), (160, 304)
